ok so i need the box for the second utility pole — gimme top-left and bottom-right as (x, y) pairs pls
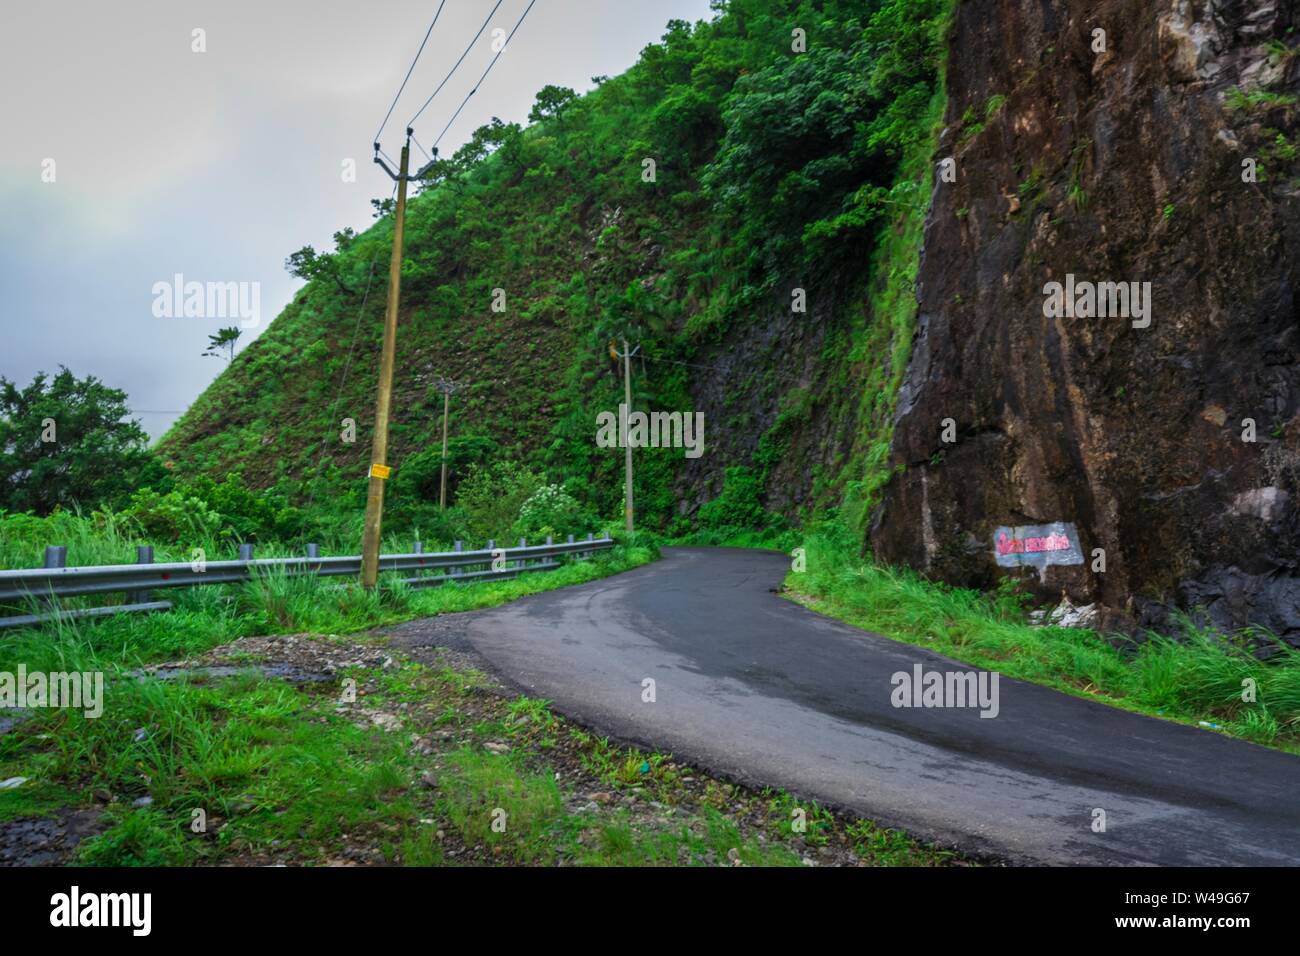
(621, 337), (636, 533)
(433, 377), (462, 510)
(361, 132), (414, 589)
(440, 387), (450, 510)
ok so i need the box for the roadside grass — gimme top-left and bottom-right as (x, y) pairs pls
(438, 748), (569, 864)
(0, 540), (657, 859)
(2, 671), (419, 864)
(787, 529), (1300, 753)
(574, 807), (803, 867)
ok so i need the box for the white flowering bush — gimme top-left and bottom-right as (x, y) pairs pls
(513, 484), (593, 540)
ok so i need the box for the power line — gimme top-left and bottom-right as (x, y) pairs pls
(373, 0), (448, 146)
(431, 0), (539, 152)
(406, 0), (505, 129)
(641, 352), (728, 373)
(302, 260), (380, 517)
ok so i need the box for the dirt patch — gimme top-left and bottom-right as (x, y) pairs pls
(150, 632), (393, 676)
(0, 808), (107, 867)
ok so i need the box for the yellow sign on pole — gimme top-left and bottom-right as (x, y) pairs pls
(369, 463), (391, 480)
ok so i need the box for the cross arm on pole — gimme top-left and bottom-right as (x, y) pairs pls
(374, 128), (438, 182)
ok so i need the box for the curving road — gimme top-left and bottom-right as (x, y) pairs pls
(396, 547), (1300, 865)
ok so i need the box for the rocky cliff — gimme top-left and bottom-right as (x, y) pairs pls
(872, 0), (1300, 643)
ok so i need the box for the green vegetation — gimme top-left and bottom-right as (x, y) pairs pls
(1068, 139), (1090, 211)
(7, 0), (958, 571)
(957, 105), (984, 144)
(153, 0), (956, 544)
(1224, 86), (1298, 112)
(1264, 129), (1298, 164)
(0, 368), (163, 516)
(201, 327), (242, 364)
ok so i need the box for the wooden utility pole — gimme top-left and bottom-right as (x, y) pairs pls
(440, 388), (450, 510)
(433, 377), (462, 510)
(621, 337), (637, 533)
(361, 133), (418, 589)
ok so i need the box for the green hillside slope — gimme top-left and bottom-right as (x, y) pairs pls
(159, 0), (953, 542)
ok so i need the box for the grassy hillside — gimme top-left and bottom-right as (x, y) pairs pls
(158, 0), (954, 542)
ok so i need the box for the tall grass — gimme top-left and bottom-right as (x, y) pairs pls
(0, 530), (656, 863)
(0, 506), (455, 571)
(1, 506), (648, 652)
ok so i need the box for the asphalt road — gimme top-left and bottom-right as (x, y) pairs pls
(410, 547), (1300, 865)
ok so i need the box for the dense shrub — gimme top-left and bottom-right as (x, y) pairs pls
(119, 487), (222, 543)
(455, 462), (544, 541)
(183, 474), (304, 542)
(118, 473), (301, 545)
(697, 466), (776, 532)
(513, 485), (595, 540)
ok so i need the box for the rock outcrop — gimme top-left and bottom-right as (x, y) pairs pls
(872, 0), (1300, 643)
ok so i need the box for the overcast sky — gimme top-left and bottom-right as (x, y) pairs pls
(0, 0), (715, 438)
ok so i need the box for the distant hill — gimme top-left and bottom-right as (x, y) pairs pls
(158, 0), (951, 538)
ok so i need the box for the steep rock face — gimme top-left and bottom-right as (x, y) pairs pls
(677, 284), (863, 517)
(872, 0), (1300, 642)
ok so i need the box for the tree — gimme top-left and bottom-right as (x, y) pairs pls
(284, 230), (359, 294)
(202, 326), (242, 363)
(528, 85), (578, 125)
(0, 368), (159, 515)
(452, 117), (524, 172)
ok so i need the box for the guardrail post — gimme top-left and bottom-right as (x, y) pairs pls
(413, 541), (423, 554)
(545, 535), (552, 569)
(518, 537), (526, 570)
(239, 543), (254, 561)
(585, 532), (594, 560)
(41, 545), (66, 607)
(487, 539), (495, 574)
(130, 545), (154, 605)
(306, 543), (320, 559)
(452, 540), (462, 579)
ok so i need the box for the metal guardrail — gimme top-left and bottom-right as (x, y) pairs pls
(0, 533), (613, 629)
